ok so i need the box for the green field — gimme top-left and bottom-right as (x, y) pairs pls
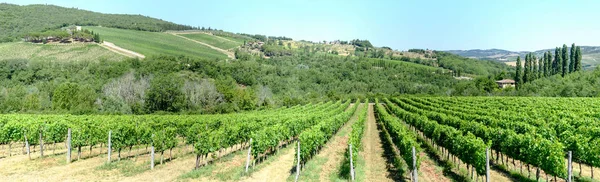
(84, 27), (227, 60)
(0, 42), (125, 62)
(180, 33), (241, 50)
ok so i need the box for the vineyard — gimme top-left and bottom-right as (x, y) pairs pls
(0, 97), (599, 181)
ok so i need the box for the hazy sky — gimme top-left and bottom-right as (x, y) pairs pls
(4, 0), (600, 51)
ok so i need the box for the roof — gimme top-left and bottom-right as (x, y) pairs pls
(496, 79), (515, 84)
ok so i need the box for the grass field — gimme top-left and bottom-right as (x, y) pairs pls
(85, 26), (228, 60)
(180, 33), (242, 50)
(0, 42), (125, 62)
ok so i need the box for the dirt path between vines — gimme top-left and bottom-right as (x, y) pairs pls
(363, 103), (395, 182)
(317, 103), (363, 181)
(123, 144), (243, 182)
(240, 146), (296, 182)
(100, 41), (145, 59)
(170, 33), (235, 59)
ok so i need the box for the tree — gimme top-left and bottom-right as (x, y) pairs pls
(554, 47), (561, 76)
(538, 55), (544, 78)
(562, 44), (568, 77)
(532, 54), (538, 80)
(545, 51), (552, 77)
(575, 46), (582, 72)
(145, 74), (185, 113)
(523, 54), (530, 83)
(515, 56), (523, 89)
(570, 43), (575, 73)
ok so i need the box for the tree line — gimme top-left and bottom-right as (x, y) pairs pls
(515, 43), (582, 89)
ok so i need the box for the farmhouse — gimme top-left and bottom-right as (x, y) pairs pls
(496, 79), (515, 88)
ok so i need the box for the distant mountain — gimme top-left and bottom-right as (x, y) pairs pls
(446, 46), (600, 69)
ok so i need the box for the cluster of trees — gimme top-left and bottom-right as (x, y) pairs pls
(0, 3), (196, 42)
(408, 49), (426, 54)
(23, 28), (101, 44)
(435, 51), (513, 76)
(350, 39), (373, 48)
(515, 43), (582, 89)
(238, 34), (292, 42)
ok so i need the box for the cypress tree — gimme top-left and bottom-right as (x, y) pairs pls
(531, 53), (540, 81)
(562, 44), (568, 77)
(546, 51), (552, 77)
(515, 56), (523, 89)
(524, 53), (530, 83)
(554, 47), (561, 76)
(539, 55), (544, 78)
(570, 43), (575, 73)
(575, 46), (582, 72)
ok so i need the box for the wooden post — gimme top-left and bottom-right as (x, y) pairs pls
(568, 151), (572, 182)
(151, 134), (155, 170)
(107, 130), (112, 163)
(412, 146), (418, 182)
(39, 131), (44, 158)
(350, 144), (355, 181)
(295, 141), (300, 182)
(67, 128), (71, 163)
(245, 138), (252, 173)
(486, 148), (490, 182)
(24, 133), (30, 160)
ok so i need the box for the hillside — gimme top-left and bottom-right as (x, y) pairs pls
(85, 26), (228, 60)
(447, 46), (600, 69)
(0, 3), (195, 42)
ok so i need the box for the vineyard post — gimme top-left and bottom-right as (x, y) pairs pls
(67, 128), (71, 163)
(39, 131), (44, 158)
(24, 133), (30, 160)
(245, 138), (252, 173)
(568, 151), (572, 182)
(486, 148), (489, 182)
(412, 146), (418, 182)
(151, 134), (155, 170)
(295, 141), (300, 182)
(107, 130), (112, 163)
(350, 144), (355, 181)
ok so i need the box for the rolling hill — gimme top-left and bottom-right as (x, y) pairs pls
(84, 27), (228, 60)
(447, 46), (600, 69)
(0, 3), (196, 42)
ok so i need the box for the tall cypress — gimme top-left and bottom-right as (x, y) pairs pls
(515, 56), (523, 89)
(524, 54), (530, 83)
(562, 44), (568, 77)
(539, 54), (544, 78)
(546, 51), (552, 77)
(554, 47), (561, 76)
(575, 46), (582, 72)
(569, 43), (576, 73)
(531, 53), (540, 80)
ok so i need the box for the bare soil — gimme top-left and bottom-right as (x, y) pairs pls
(240, 146), (296, 182)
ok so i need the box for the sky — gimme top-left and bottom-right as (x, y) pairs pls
(4, 0), (600, 51)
